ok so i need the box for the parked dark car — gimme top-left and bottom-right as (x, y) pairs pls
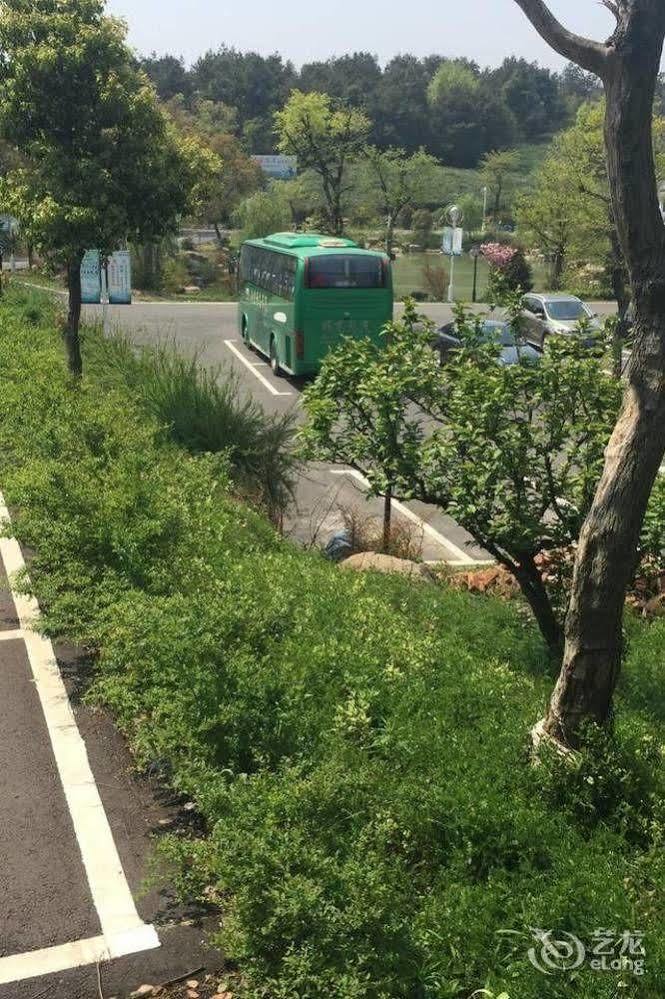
(434, 319), (541, 366)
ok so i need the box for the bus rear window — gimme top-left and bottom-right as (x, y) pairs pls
(307, 255), (385, 289)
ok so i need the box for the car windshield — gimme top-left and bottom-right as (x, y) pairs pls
(480, 322), (517, 347)
(545, 299), (587, 321)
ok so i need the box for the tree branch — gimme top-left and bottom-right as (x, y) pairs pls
(513, 0), (609, 76)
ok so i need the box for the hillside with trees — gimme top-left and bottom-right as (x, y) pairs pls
(141, 48), (602, 167)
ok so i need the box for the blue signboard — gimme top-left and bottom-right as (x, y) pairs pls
(107, 250), (132, 304)
(81, 250), (101, 304)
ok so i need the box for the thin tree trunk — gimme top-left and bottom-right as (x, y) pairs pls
(541, 14), (665, 747)
(385, 216), (396, 257)
(382, 488), (392, 553)
(512, 555), (563, 655)
(65, 256), (83, 378)
(213, 222), (223, 246)
(550, 246), (565, 290)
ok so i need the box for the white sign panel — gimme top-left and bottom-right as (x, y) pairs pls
(81, 250), (101, 304)
(442, 227), (464, 257)
(252, 155), (298, 180)
(107, 250), (132, 304)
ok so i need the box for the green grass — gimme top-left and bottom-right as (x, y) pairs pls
(0, 286), (664, 998)
(393, 252), (551, 302)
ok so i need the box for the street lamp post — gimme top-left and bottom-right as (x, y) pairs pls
(481, 185), (488, 235)
(445, 204), (463, 304)
(470, 245), (481, 303)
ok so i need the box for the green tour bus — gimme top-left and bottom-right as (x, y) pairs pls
(237, 232), (393, 376)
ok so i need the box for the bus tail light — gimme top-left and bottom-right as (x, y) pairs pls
(295, 330), (305, 360)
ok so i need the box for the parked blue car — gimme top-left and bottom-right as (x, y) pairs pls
(434, 319), (541, 366)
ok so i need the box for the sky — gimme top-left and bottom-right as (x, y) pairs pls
(106, 0), (616, 70)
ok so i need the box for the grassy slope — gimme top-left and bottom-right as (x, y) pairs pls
(0, 287), (663, 998)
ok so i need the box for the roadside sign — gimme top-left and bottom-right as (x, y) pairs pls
(442, 227), (463, 256)
(107, 250), (132, 304)
(252, 155), (298, 180)
(81, 250), (102, 304)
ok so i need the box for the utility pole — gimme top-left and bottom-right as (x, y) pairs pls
(481, 186), (488, 234)
(444, 204), (463, 304)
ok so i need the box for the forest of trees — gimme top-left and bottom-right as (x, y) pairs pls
(140, 48), (607, 168)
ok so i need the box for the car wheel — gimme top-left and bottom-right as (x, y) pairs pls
(270, 337), (281, 376)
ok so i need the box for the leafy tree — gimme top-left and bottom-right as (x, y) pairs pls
(300, 306), (440, 552)
(428, 61), (519, 167)
(559, 61), (603, 114)
(515, 153), (587, 289)
(299, 53), (382, 112)
(165, 94), (238, 137)
(514, 0), (665, 747)
(275, 91), (371, 235)
(233, 188), (290, 241)
(203, 134), (263, 239)
(192, 46), (295, 132)
(486, 57), (567, 138)
(363, 147), (440, 255)
(374, 55), (435, 153)
(411, 208), (434, 249)
(140, 53), (191, 101)
(162, 97), (262, 240)
(481, 149), (521, 218)
(301, 301), (620, 653)
(0, 0), (216, 377)
(455, 193), (484, 233)
(427, 61), (484, 166)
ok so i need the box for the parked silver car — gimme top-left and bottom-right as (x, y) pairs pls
(520, 293), (602, 349)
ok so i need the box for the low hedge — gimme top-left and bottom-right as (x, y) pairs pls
(1, 287), (664, 998)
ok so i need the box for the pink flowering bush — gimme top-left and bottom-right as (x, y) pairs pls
(481, 242), (533, 298)
(480, 242), (517, 269)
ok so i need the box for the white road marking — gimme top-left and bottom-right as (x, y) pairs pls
(329, 469), (489, 565)
(0, 494), (160, 983)
(0, 926), (158, 985)
(224, 339), (293, 396)
(0, 628), (24, 642)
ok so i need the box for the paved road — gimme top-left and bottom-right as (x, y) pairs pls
(83, 299), (505, 564)
(78, 297), (617, 564)
(0, 499), (224, 997)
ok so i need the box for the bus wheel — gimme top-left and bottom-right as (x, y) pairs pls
(270, 337), (281, 377)
(241, 316), (250, 346)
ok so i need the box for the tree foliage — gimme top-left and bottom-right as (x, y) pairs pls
(301, 301), (621, 653)
(142, 49), (581, 169)
(0, 0), (217, 374)
(275, 91), (371, 235)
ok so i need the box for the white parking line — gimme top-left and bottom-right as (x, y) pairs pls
(0, 927), (159, 986)
(330, 469), (489, 565)
(0, 494), (160, 983)
(224, 339), (293, 397)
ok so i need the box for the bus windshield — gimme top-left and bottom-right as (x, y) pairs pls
(308, 254), (385, 289)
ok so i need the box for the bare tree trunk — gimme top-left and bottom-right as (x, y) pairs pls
(385, 216), (396, 257)
(513, 2), (665, 748)
(550, 246), (565, 290)
(65, 256), (83, 378)
(608, 221), (630, 379)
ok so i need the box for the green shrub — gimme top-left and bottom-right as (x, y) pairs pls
(82, 329), (298, 523)
(1, 285), (664, 998)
